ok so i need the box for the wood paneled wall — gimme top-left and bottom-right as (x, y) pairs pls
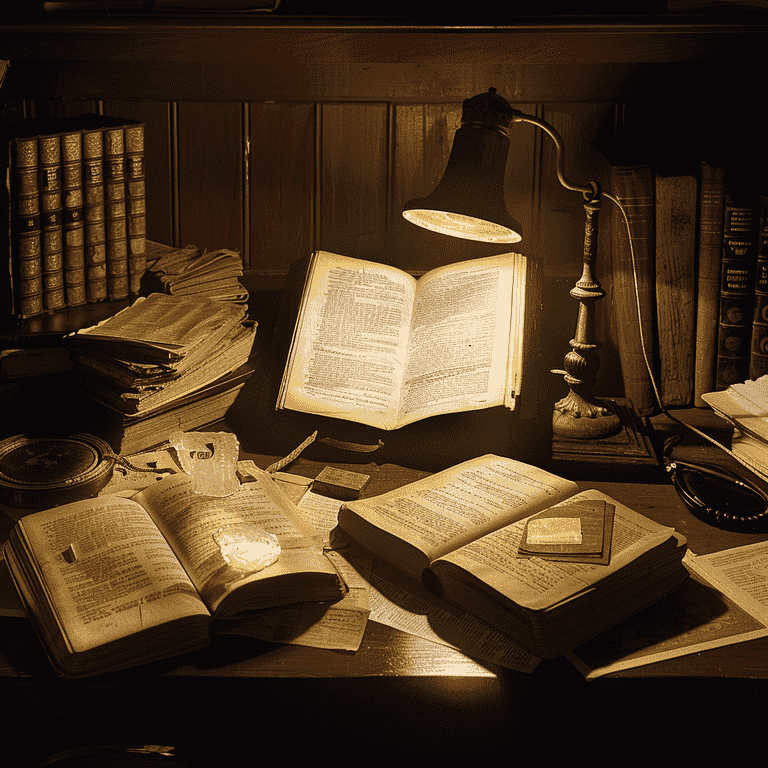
(17, 95), (622, 404)
(24, 96), (611, 274)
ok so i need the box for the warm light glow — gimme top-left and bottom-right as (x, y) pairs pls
(403, 209), (522, 244)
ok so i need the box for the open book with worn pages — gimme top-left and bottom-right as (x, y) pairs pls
(3, 468), (346, 676)
(335, 454), (689, 657)
(276, 250), (529, 430)
(701, 376), (768, 479)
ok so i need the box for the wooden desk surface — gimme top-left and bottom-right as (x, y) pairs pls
(3, 449), (768, 762)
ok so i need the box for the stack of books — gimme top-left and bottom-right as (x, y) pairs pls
(1, 114), (147, 320)
(64, 292), (256, 455)
(145, 240), (248, 304)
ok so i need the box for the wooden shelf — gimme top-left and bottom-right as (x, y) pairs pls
(5, 16), (768, 65)
(3, 16), (766, 102)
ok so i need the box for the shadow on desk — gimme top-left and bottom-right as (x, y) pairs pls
(4, 607), (768, 763)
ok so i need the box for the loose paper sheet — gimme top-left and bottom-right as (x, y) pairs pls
(567, 545), (768, 679)
(368, 568), (539, 673)
(291, 480), (539, 672)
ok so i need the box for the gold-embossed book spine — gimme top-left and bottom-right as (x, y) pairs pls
(39, 133), (67, 312)
(104, 124), (129, 301)
(61, 127), (86, 308)
(125, 123), (147, 296)
(82, 125), (107, 304)
(11, 135), (45, 318)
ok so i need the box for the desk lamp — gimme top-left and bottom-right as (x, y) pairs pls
(403, 87), (621, 439)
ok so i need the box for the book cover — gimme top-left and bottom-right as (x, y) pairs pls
(39, 133), (67, 312)
(103, 123), (129, 301)
(125, 122), (147, 295)
(609, 164), (656, 416)
(656, 170), (698, 406)
(694, 162), (726, 406)
(82, 123), (108, 303)
(9, 135), (44, 318)
(61, 126), (86, 307)
(750, 196), (768, 380)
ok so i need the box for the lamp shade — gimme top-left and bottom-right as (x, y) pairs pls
(402, 120), (523, 244)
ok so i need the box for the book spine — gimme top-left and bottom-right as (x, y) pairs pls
(610, 165), (656, 416)
(61, 128), (87, 307)
(124, 123), (147, 295)
(655, 172), (698, 407)
(11, 136), (44, 318)
(104, 124), (129, 300)
(716, 195), (760, 389)
(0, 141), (11, 316)
(38, 133), (67, 312)
(693, 162), (726, 406)
(82, 126), (107, 303)
(749, 195), (768, 380)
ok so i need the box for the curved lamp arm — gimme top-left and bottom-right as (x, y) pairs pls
(509, 109), (601, 203)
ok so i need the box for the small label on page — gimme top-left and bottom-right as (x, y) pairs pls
(526, 517), (582, 545)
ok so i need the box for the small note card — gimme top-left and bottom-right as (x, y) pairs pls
(518, 500), (614, 565)
(525, 517), (582, 545)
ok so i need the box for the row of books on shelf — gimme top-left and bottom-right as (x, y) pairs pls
(1, 114), (147, 320)
(609, 160), (768, 416)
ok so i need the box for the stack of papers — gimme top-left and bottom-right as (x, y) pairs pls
(145, 241), (249, 304)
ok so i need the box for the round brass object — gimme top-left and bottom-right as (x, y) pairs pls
(0, 433), (115, 509)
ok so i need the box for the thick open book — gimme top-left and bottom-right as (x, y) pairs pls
(277, 251), (528, 430)
(3, 468), (345, 676)
(336, 455), (689, 656)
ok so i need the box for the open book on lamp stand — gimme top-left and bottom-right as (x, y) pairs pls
(402, 88), (655, 461)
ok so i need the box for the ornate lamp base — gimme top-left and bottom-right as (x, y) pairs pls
(552, 390), (622, 439)
(552, 398), (657, 465)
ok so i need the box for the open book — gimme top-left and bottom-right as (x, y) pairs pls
(3, 468), (346, 676)
(276, 251), (528, 430)
(702, 376), (768, 443)
(336, 455), (689, 656)
(701, 377), (768, 480)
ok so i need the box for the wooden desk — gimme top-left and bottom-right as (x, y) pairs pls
(2, 451), (768, 763)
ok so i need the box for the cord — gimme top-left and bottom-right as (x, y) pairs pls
(603, 190), (768, 478)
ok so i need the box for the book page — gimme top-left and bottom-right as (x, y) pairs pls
(278, 251), (416, 429)
(340, 455), (579, 571)
(702, 386), (768, 443)
(434, 489), (677, 611)
(397, 254), (525, 427)
(686, 540), (768, 625)
(135, 471), (332, 614)
(13, 495), (208, 654)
